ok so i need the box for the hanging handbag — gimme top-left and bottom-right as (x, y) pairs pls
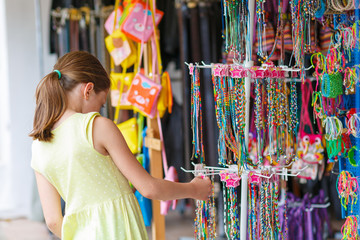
(319, 23), (333, 54)
(294, 79), (325, 181)
(104, 6), (122, 35)
(158, 113), (178, 215)
(275, 16), (293, 52)
(157, 71), (173, 118)
(126, 73), (162, 118)
(105, 29), (137, 67)
(117, 117), (138, 154)
(105, 0), (137, 68)
(120, 1), (163, 43)
(321, 72), (344, 98)
(126, 13), (163, 119)
(135, 121), (152, 227)
(110, 71), (134, 108)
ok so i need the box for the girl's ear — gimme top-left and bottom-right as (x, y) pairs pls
(83, 82), (94, 100)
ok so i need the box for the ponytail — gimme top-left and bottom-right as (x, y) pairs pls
(29, 72), (67, 141)
(29, 51), (110, 142)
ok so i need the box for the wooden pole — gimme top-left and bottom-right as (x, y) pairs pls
(143, 41), (165, 240)
(146, 117), (165, 240)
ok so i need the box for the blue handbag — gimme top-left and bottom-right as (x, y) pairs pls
(134, 126), (152, 226)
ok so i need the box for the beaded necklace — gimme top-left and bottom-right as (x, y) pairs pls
(255, 78), (264, 164)
(276, 79), (287, 163)
(269, 0), (283, 63)
(234, 76), (249, 166)
(222, 75), (240, 163)
(222, 182), (240, 239)
(290, 81), (299, 134)
(267, 78), (278, 164)
(229, 75), (247, 166)
(222, 0), (249, 61)
(259, 176), (266, 239)
(212, 66), (249, 166)
(283, 181), (288, 240)
(257, 171), (279, 239)
(291, 0), (319, 80)
(248, 177), (259, 240)
(212, 73), (228, 166)
(194, 172), (216, 239)
(291, 0), (305, 74)
(190, 66), (205, 162)
(264, 176), (272, 239)
(256, 0), (266, 60)
(273, 176), (282, 239)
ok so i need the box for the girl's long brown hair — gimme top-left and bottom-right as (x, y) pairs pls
(29, 51), (110, 142)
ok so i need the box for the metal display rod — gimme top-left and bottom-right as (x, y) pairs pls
(241, 0), (255, 237)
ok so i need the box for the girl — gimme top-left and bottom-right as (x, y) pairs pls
(30, 51), (212, 240)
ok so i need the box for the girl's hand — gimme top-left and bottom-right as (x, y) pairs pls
(190, 176), (213, 201)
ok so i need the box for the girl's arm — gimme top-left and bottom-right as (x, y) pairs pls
(34, 172), (63, 238)
(93, 116), (212, 201)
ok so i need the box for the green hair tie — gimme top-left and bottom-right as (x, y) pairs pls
(54, 70), (61, 79)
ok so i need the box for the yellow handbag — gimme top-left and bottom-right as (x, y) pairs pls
(105, 29), (137, 68)
(110, 72), (134, 109)
(157, 71), (173, 118)
(117, 117), (138, 154)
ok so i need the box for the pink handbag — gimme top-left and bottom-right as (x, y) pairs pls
(104, 7), (122, 35)
(120, 1), (163, 43)
(161, 166), (178, 215)
(157, 115), (178, 215)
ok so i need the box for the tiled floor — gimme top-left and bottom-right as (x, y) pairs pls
(0, 218), (49, 240)
(0, 210), (195, 240)
(0, 208), (346, 240)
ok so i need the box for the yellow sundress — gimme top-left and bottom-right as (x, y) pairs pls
(31, 112), (148, 240)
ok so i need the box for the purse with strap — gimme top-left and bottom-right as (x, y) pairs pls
(294, 79), (325, 181)
(126, 4), (162, 118)
(120, 0), (164, 43)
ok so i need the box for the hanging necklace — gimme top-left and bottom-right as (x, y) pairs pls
(255, 78), (264, 164)
(212, 70), (228, 166)
(194, 171), (216, 239)
(191, 66), (205, 163)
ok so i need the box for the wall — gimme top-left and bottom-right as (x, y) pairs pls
(0, 0), (12, 215)
(0, 0), (56, 219)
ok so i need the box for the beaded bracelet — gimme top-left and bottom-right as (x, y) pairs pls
(330, 0), (354, 12)
(326, 138), (342, 162)
(342, 27), (355, 54)
(323, 116), (343, 140)
(312, 91), (325, 120)
(337, 171), (358, 213)
(311, 52), (326, 91)
(352, 21), (360, 46)
(348, 146), (360, 167)
(326, 47), (345, 74)
(344, 67), (356, 95)
(355, 65), (360, 86)
(341, 215), (359, 240)
(347, 113), (360, 138)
